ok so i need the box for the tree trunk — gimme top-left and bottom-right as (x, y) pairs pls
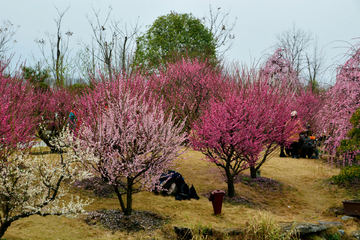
(280, 145), (286, 157)
(225, 169), (235, 198)
(56, 35), (62, 87)
(227, 177), (235, 198)
(122, 36), (128, 72)
(113, 185), (126, 213)
(0, 221), (12, 239)
(106, 57), (112, 82)
(250, 166), (258, 179)
(37, 129), (58, 153)
(124, 177), (133, 216)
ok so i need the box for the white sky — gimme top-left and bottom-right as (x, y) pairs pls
(2, 0), (360, 85)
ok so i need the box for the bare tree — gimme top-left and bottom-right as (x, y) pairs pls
(76, 40), (97, 82)
(82, 6), (141, 82)
(274, 23), (311, 75)
(273, 23), (326, 91)
(202, 5), (236, 60)
(305, 37), (326, 92)
(0, 20), (20, 58)
(35, 6), (74, 87)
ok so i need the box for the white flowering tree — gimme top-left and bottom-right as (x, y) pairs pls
(0, 129), (92, 238)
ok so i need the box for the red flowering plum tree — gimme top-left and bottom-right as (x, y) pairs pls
(35, 86), (77, 152)
(190, 75), (301, 197)
(147, 58), (231, 134)
(317, 47), (360, 165)
(0, 70), (37, 162)
(74, 79), (187, 215)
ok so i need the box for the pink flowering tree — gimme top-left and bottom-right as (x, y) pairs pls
(74, 78), (187, 215)
(0, 70), (37, 162)
(190, 74), (301, 197)
(262, 48), (301, 88)
(317, 46), (360, 165)
(291, 87), (324, 135)
(147, 58), (231, 133)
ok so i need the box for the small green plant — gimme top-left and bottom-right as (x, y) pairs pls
(322, 232), (341, 240)
(242, 175), (251, 183)
(185, 213), (190, 222)
(193, 222), (212, 236)
(189, 224), (209, 239)
(244, 211), (297, 240)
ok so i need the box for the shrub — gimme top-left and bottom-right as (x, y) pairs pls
(337, 108), (360, 166)
(332, 164), (360, 184)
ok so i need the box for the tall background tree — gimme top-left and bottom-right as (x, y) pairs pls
(272, 23), (326, 91)
(0, 20), (20, 74)
(0, 20), (19, 58)
(133, 12), (216, 70)
(202, 5), (236, 61)
(79, 6), (141, 82)
(35, 6), (74, 87)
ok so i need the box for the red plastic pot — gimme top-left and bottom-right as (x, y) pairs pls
(209, 190), (225, 215)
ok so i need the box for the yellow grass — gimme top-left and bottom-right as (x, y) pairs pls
(3, 147), (355, 240)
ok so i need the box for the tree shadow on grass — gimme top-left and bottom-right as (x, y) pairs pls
(234, 174), (287, 192)
(203, 174), (295, 209)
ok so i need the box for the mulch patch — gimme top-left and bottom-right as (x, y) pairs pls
(84, 209), (170, 232)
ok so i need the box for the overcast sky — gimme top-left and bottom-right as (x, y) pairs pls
(2, 0), (360, 85)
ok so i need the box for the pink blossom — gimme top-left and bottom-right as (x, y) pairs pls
(74, 76), (187, 215)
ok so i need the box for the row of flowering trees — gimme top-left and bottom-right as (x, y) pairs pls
(1, 45), (359, 236)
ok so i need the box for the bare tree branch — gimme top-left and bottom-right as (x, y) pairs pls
(34, 5), (74, 87)
(273, 23), (326, 91)
(0, 20), (20, 58)
(83, 6), (141, 82)
(202, 4), (236, 60)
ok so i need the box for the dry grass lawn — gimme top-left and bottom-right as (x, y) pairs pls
(2, 147), (358, 239)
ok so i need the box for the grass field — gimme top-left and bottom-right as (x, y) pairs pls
(2, 147), (358, 239)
